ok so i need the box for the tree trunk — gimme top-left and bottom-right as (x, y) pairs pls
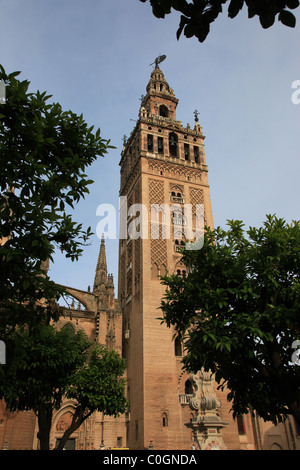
(56, 406), (93, 450)
(37, 403), (53, 450)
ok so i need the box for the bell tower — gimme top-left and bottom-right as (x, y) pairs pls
(118, 60), (214, 450)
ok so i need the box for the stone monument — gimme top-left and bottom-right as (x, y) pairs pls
(185, 369), (228, 450)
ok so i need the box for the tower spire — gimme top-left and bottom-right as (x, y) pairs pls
(93, 234), (107, 292)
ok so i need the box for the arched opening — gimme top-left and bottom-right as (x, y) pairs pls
(174, 336), (182, 356)
(61, 323), (76, 337)
(159, 104), (168, 117)
(162, 412), (168, 427)
(185, 378), (194, 395)
(169, 132), (178, 157)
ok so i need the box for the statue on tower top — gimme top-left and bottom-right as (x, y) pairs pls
(150, 55), (166, 67)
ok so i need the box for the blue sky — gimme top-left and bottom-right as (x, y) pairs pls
(1, 0), (299, 293)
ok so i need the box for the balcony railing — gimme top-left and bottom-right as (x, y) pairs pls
(173, 216), (186, 226)
(170, 195), (184, 204)
(178, 394), (193, 405)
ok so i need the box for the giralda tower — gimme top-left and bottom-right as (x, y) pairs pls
(118, 60), (219, 450)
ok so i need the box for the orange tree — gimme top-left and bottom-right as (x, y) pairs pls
(0, 66), (112, 332)
(0, 325), (127, 450)
(160, 215), (300, 426)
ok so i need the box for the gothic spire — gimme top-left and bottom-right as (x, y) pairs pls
(93, 234), (107, 292)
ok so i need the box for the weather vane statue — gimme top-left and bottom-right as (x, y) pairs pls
(150, 55), (166, 67)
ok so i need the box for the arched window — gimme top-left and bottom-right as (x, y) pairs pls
(185, 379), (194, 395)
(169, 132), (178, 157)
(184, 143), (190, 161)
(159, 105), (168, 117)
(170, 188), (184, 203)
(162, 412), (168, 427)
(174, 336), (182, 356)
(157, 136), (164, 153)
(147, 134), (153, 151)
(61, 323), (75, 337)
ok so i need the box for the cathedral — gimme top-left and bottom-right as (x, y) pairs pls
(0, 63), (300, 451)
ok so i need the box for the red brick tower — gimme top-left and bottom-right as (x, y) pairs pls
(118, 61), (217, 450)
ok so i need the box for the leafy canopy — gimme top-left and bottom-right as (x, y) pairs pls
(0, 324), (127, 450)
(0, 66), (112, 330)
(140, 0), (299, 43)
(0, 324), (90, 414)
(160, 215), (300, 425)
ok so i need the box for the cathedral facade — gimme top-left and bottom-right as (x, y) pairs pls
(1, 65), (300, 451)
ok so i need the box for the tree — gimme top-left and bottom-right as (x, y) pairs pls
(0, 65), (112, 333)
(56, 345), (127, 450)
(0, 324), (90, 450)
(160, 215), (300, 427)
(139, 0), (299, 43)
(0, 324), (127, 450)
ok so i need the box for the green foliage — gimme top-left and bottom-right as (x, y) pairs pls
(0, 324), (90, 413)
(160, 215), (300, 425)
(0, 65), (112, 330)
(0, 325), (127, 450)
(139, 0), (299, 42)
(67, 345), (127, 417)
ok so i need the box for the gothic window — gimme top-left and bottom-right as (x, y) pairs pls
(159, 104), (168, 117)
(194, 146), (199, 163)
(169, 132), (178, 157)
